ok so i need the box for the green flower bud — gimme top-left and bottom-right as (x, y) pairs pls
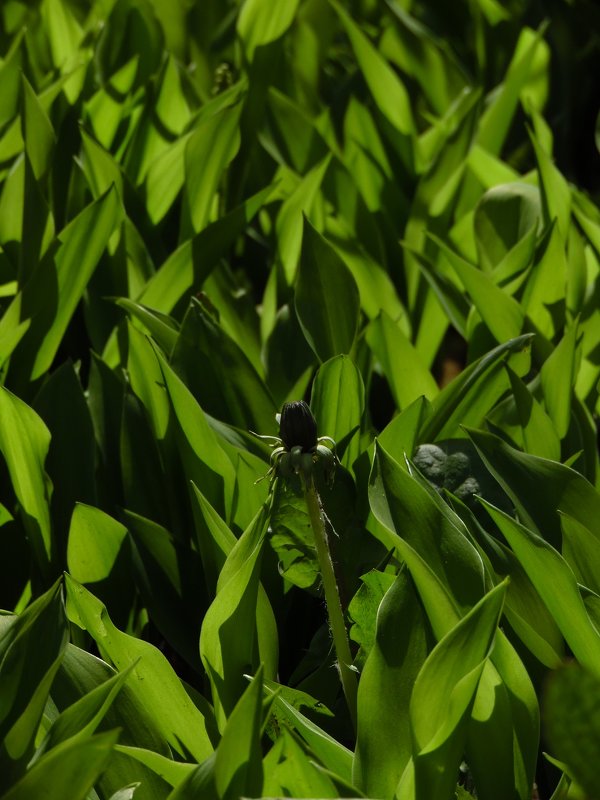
(279, 400), (318, 451)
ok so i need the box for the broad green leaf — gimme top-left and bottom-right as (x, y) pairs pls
(476, 26), (545, 156)
(23, 185), (122, 381)
(381, 4), (467, 115)
(325, 217), (406, 322)
(353, 568), (428, 798)
(473, 182), (541, 272)
(521, 223), (567, 339)
(365, 311), (438, 410)
(276, 155), (331, 285)
(199, 502), (269, 728)
(501, 367), (561, 461)
(467, 426), (600, 549)
(84, 56), (139, 150)
(348, 569), (396, 666)
(140, 182), (275, 314)
(1, 730), (119, 800)
(125, 322), (171, 440)
(0, 387), (53, 573)
(114, 745), (196, 788)
(67, 503), (127, 583)
(479, 500), (600, 678)
(451, 495), (564, 668)
(432, 235), (525, 343)
(331, 0), (414, 136)
(115, 299), (178, 355)
(0, 580), (67, 765)
(237, 0), (301, 61)
(295, 218), (360, 362)
(560, 513), (600, 596)
(190, 483), (237, 595)
(543, 663), (600, 799)
(263, 686), (354, 783)
(33, 361), (97, 540)
(80, 128), (124, 201)
(124, 509), (206, 673)
(53, 644), (174, 797)
(530, 127), (571, 242)
(310, 355), (364, 469)
(170, 299), (277, 435)
(184, 100), (242, 234)
(369, 443), (485, 615)
(401, 582), (507, 800)
(214, 667), (264, 800)
(39, 662), (135, 755)
(21, 75), (56, 181)
(466, 632), (539, 800)
(155, 341), (236, 518)
(418, 334), (533, 443)
(263, 728), (339, 798)
(377, 396), (430, 466)
(540, 320), (579, 438)
(65, 575), (214, 762)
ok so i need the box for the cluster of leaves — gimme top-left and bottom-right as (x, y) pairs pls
(1, 0), (600, 798)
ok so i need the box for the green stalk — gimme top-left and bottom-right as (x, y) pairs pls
(303, 475), (358, 732)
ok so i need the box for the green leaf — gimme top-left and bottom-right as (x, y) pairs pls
(400, 582), (507, 800)
(365, 311), (438, 410)
(330, 0), (415, 136)
(116, 299), (178, 355)
(540, 320), (579, 439)
(23, 185), (122, 381)
(0, 580), (68, 767)
(67, 504), (128, 584)
(473, 182), (541, 272)
(64, 575), (214, 762)
(214, 667), (264, 800)
(467, 426), (600, 550)
(479, 500), (600, 678)
(476, 26), (546, 156)
(561, 512), (600, 595)
(39, 662), (135, 755)
(170, 299), (277, 435)
(521, 222), (567, 339)
(543, 663), (600, 799)
(1, 730), (119, 800)
(369, 443), (485, 616)
(0, 387), (53, 574)
(237, 0), (301, 61)
(263, 728), (339, 798)
(184, 100), (242, 234)
(353, 568), (428, 798)
(199, 502), (270, 727)
(295, 218), (360, 362)
(21, 75), (56, 181)
(504, 367), (561, 460)
(275, 156), (331, 285)
(418, 334), (533, 443)
(155, 341), (237, 518)
(33, 361), (97, 540)
(263, 686), (354, 783)
(310, 355), (365, 469)
(432, 235), (525, 344)
(530, 126), (572, 242)
(114, 745), (196, 788)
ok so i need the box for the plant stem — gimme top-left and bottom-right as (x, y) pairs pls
(303, 475), (358, 732)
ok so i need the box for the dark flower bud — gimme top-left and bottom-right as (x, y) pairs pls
(279, 401), (318, 451)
